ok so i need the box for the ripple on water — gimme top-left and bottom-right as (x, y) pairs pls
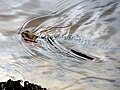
(0, 0), (120, 90)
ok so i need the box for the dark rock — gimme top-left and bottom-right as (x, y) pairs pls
(0, 79), (47, 90)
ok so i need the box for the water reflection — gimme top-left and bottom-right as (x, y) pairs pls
(0, 0), (120, 90)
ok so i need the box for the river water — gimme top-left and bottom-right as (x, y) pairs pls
(0, 0), (120, 90)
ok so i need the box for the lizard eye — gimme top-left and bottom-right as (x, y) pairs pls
(36, 36), (38, 38)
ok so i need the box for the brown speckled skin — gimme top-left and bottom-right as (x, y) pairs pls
(21, 31), (38, 43)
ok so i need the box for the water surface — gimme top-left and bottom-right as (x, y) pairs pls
(0, 0), (120, 90)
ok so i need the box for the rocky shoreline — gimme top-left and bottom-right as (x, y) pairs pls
(0, 79), (47, 90)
